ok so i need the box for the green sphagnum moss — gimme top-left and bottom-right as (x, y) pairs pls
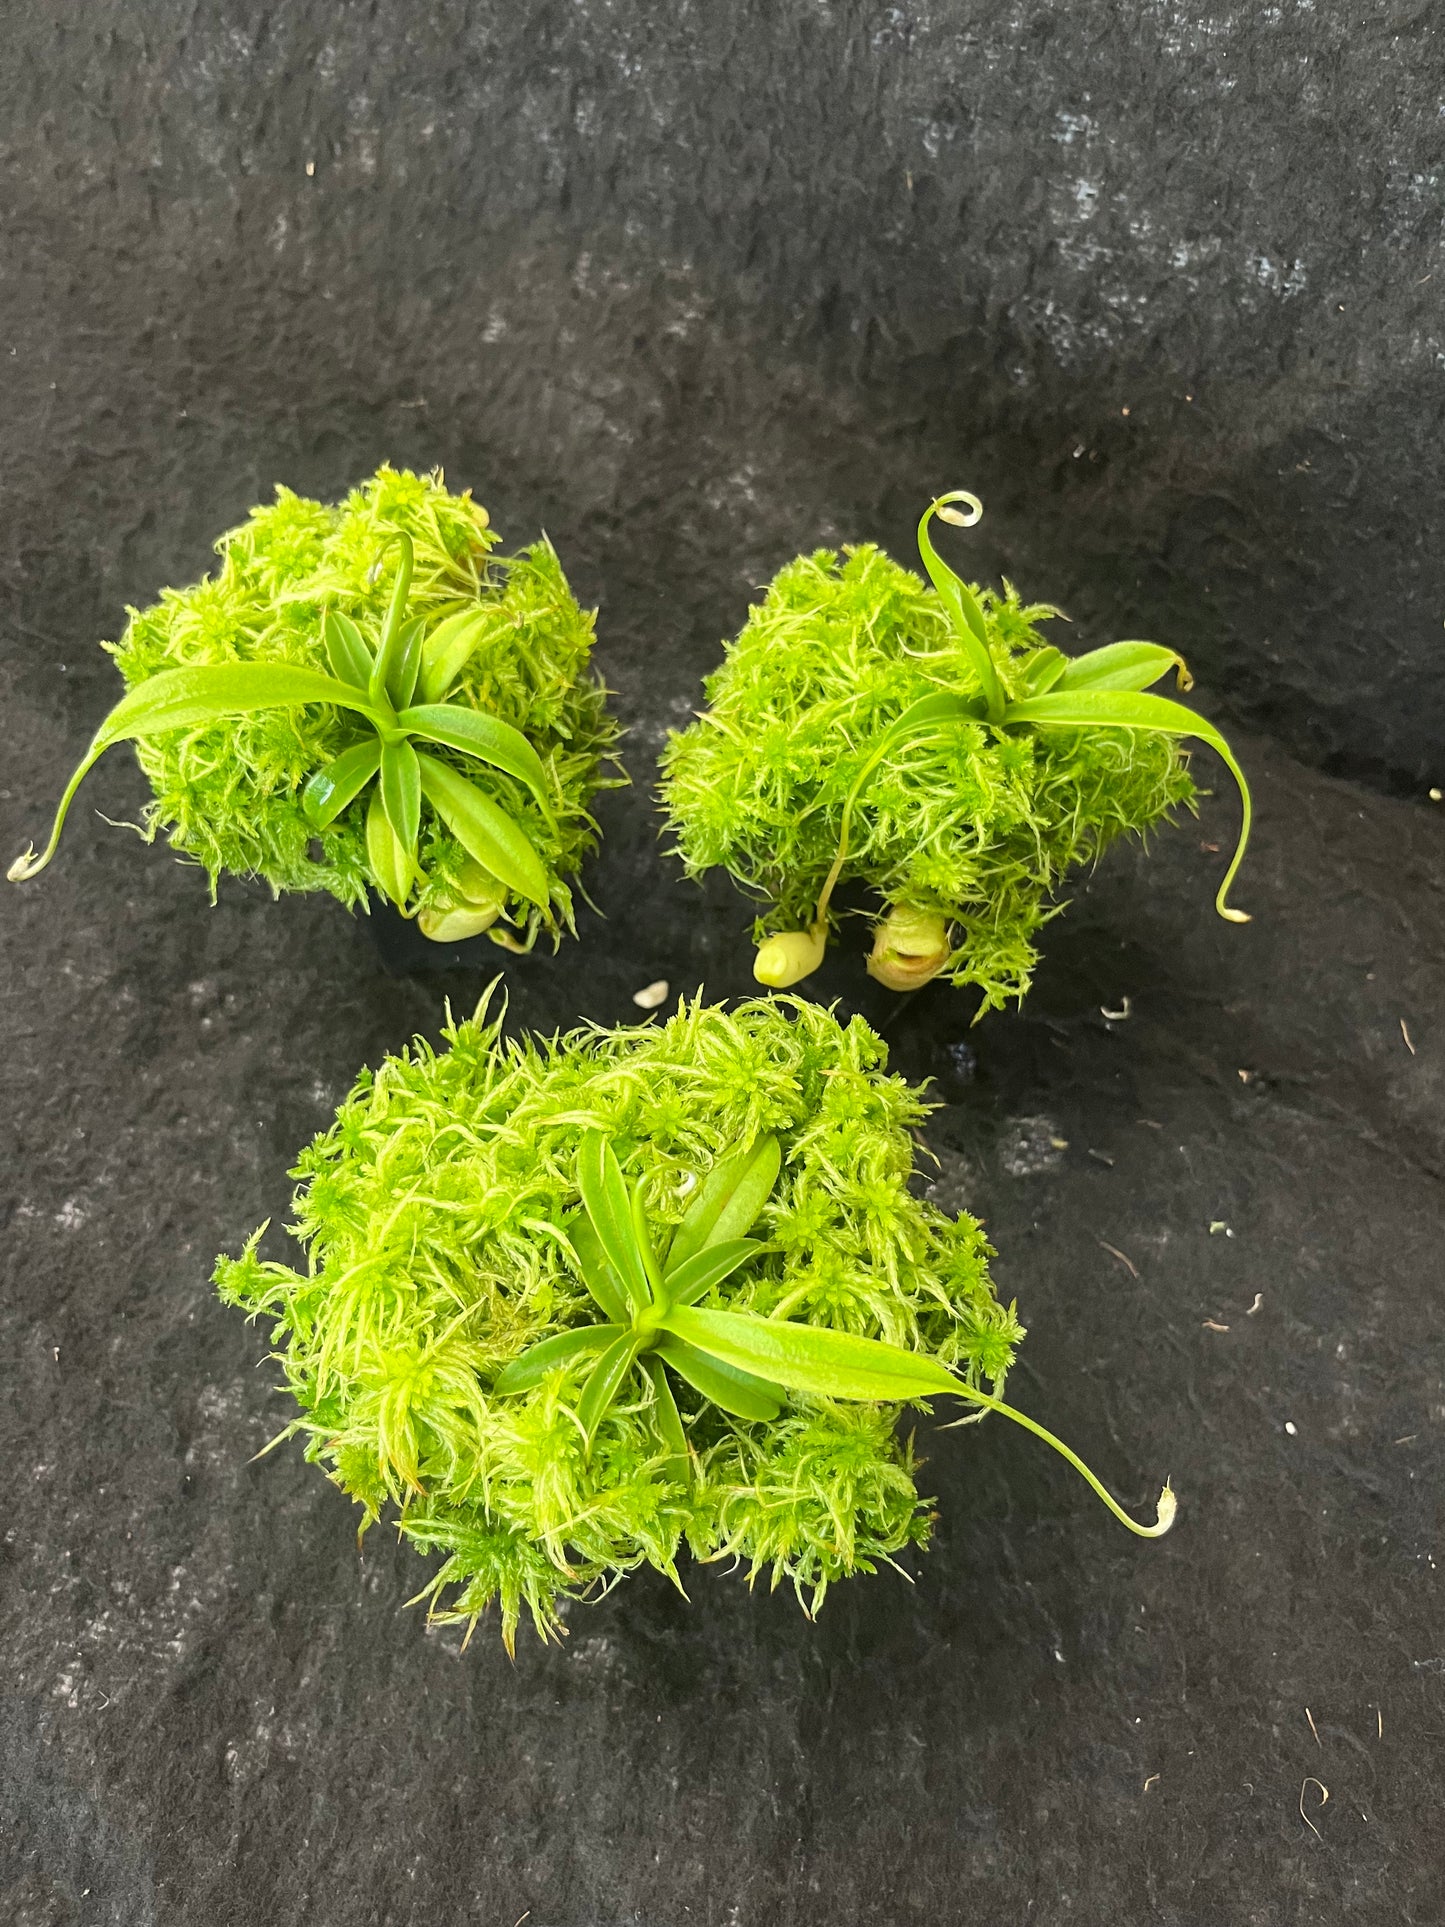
(9, 466), (621, 949)
(661, 490), (1250, 1010)
(216, 993), (1172, 1651)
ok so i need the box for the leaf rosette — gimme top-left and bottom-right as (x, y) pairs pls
(9, 466), (620, 947)
(661, 489), (1251, 1009)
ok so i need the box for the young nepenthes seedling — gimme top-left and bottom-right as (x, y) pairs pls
(497, 1129), (1175, 1543)
(9, 531), (554, 924)
(7, 467), (618, 943)
(218, 992), (1170, 1645)
(662, 489), (1253, 1006)
(757, 492), (1252, 991)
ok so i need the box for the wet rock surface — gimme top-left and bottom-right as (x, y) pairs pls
(3, 6), (1445, 1922)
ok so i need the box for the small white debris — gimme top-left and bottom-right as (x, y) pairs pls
(1101, 996), (1132, 1021)
(305, 159), (316, 177)
(1285, 1421), (1298, 1436)
(632, 979), (670, 1010)
(1208, 1220), (1234, 1237)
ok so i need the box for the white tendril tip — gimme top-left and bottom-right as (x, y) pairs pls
(7, 848), (37, 882)
(936, 490), (984, 528)
(1155, 1482), (1178, 1533)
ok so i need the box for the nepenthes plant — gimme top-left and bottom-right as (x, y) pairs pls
(661, 489), (1251, 1010)
(217, 992), (1172, 1651)
(8, 466), (620, 948)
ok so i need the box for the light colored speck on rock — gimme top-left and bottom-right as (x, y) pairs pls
(632, 979), (669, 1010)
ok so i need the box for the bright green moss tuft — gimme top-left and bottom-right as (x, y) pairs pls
(216, 995), (1022, 1648)
(660, 538), (1198, 1011)
(105, 465), (620, 943)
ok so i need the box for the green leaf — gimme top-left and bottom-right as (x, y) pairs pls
(1001, 687), (1252, 921)
(379, 738), (422, 866)
(1054, 641), (1191, 693)
(302, 737), (383, 829)
(368, 532), (415, 707)
(560, 1210), (630, 1324)
(414, 752), (551, 908)
(1023, 645), (1068, 695)
(365, 785), (414, 908)
(666, 1315), (1178, 1539)
(916, 492), (1005, 721)
(9, 662), (387, 883)
(324, 609), (375, 690)
(878, 689), (987, 752)
(418, 608), (490, 705)
(576, 1132), (654, 1315)
(643, 1355), (690, 1472)
(387, 616), (427, 711)
(630, 1180), (665, 1299)
(663, 1306), (959, 1404)
(398, 702), (552, 814)
(653, 1336), (783, 1421)
(666, 1136), (781, 1275)
(493, 1324), (620, 1394)
(812, 692), (984, 926)
(663, 1238), (764, 1309)
(577, 1332), (643, 1449)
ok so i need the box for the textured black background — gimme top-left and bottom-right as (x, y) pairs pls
(2, 5), (1444, 1923)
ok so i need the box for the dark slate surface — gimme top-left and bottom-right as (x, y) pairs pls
(3, 5), (1444, 1923)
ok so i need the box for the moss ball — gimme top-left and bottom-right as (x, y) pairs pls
(660, 542), (1195, 1010)
(216, 995), (1021, 1649)
(108, 465), (619, 943)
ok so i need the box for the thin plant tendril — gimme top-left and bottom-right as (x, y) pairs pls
(943, 1383), (1176, 1538)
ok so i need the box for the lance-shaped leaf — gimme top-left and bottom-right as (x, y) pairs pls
(652, 1336), (783, 1421)
(379, 737), (422, 867)
(9, 662), (386, 882)
(916, 492), (1005, 721)
(666, 1136), (781, 1275)
(877, 690), (988, 756)
(663, 1238), (763, 1309)
(365, 786), (414, 908)
(387, 616), (427, 711)
(367, 532), (415, 708)
(324, 609), (375, 690)
(418, 607), (491, 705)
(642, 1356), (690, 1472)
(302, 737), (383, 829)
(630, 1180), (665, 1299)
(559, 1210), (630, 1324)
(663, 1306), (959, 1404)
(414, 752), (550, 908)
(668, 1306), (1176, 1537)
(1023, 645), (1068, 695)
(493, 1324), (621, 1395)
(1054, 641), (1192, 693)
(577, 1331), (643, 1448)
(398, 703), (552, 814)
(813, 691), (985, 926)
(1002, 687), (1252, 921)
(576, 1132), (654, 1315)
